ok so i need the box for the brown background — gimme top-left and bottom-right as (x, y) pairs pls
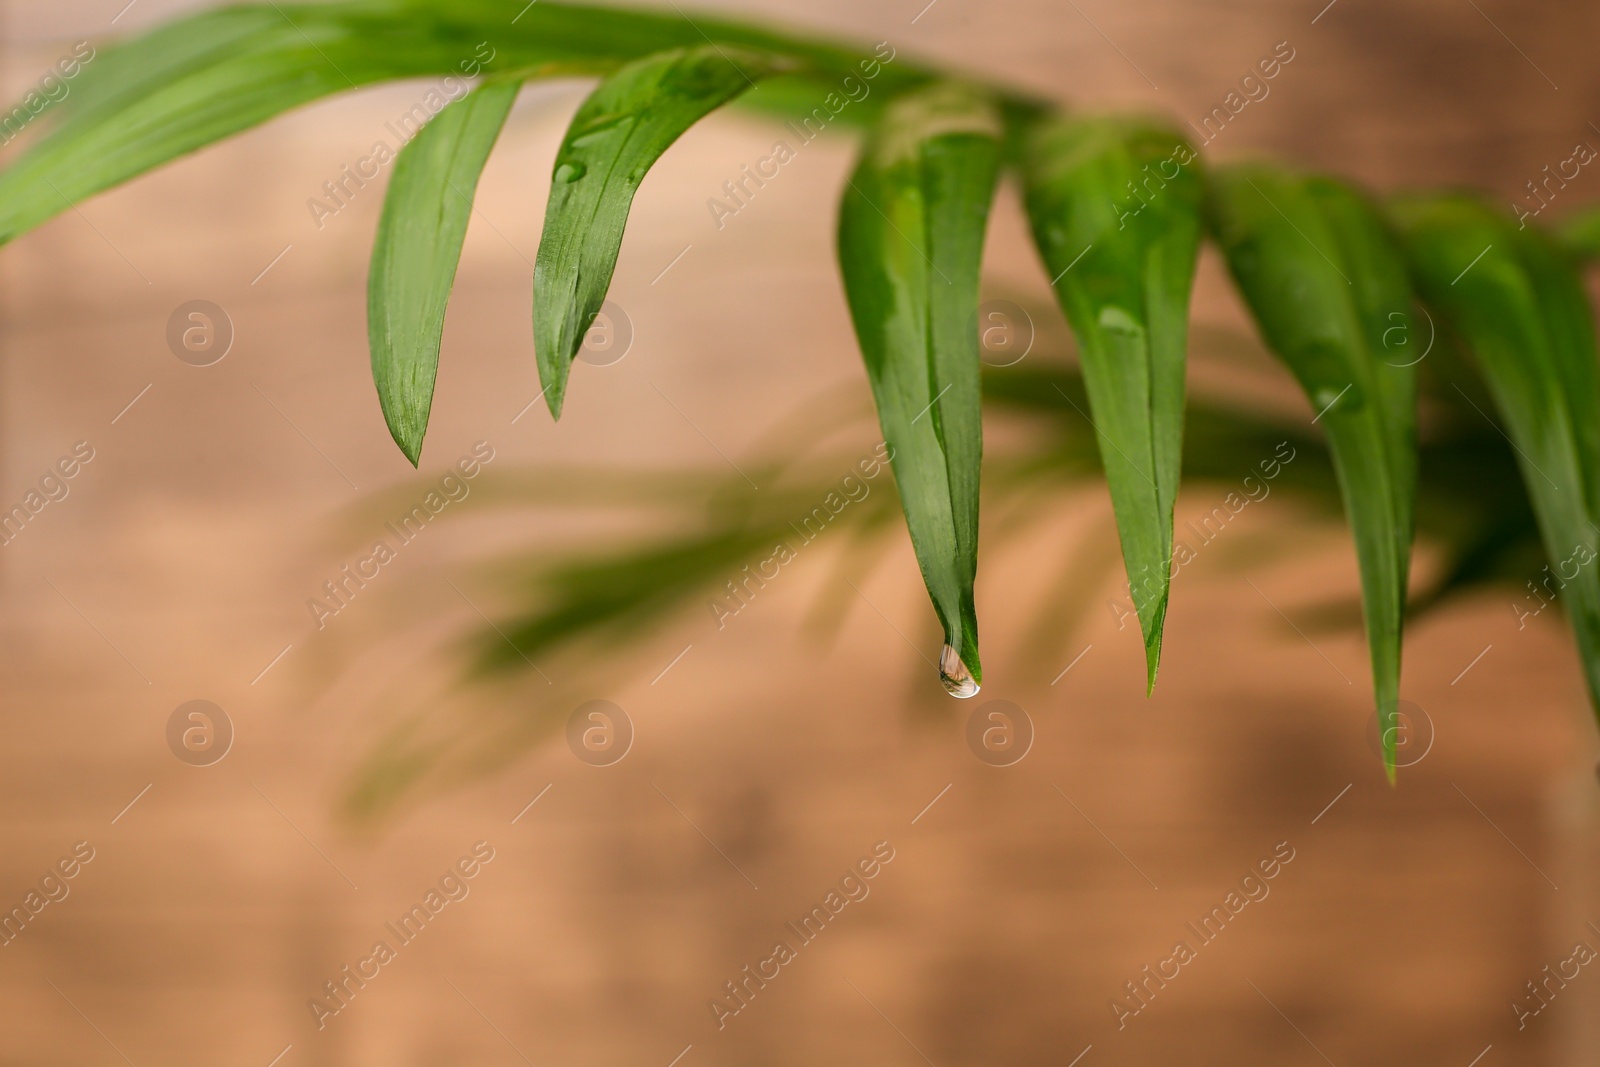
(2, 0), (1599, 1064)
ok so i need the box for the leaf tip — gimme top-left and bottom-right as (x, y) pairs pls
(392, 426), (423, 468)
(1383, 717), (1399, 785)
(543, 379), (566, 421)
(377, 392), (426, 467)
(1138, 591), (1168, 695)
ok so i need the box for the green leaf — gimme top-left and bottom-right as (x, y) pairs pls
(1017, 115), (1203, 690)
(0, 12), (419, 244)
(1208, 165), (1418, 778)
(837, 82), (1002, 695)
(0, 0), (969, 249)
(0, 2), (589, 244)
(533, 44), (787, 418)
(368, 80), (520, 466)
(1394, 194), (1600, 718)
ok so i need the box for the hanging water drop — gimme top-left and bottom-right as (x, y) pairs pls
(939, 644), (980, 698)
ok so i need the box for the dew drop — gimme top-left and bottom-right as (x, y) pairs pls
(1310, 381), (1364, 416)
(1097, 305), (1144, 337)
(569, 112), (634, 147)
(554, 161), (587, 184)
(939, 644), (980, 699)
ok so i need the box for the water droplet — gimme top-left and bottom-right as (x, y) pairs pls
(939, 644), (980, 699)
(1310, 380), (1364, 416)
(1097, 305), (1144, 336)
(554, 161), (587, 184)
(569, 112), (634, 147)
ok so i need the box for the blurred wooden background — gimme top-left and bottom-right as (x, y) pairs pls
(2, 1), (1600, 1064)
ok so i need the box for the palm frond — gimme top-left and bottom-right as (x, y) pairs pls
(1, 0), (1597, 764)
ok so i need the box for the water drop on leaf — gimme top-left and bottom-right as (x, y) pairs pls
(1310, 380), (1364, 414)
(554, 161), (587, 183)
(569, 112), (635, 147)
(1096, 305), (1144, 337)
(940, 644), (980, 698)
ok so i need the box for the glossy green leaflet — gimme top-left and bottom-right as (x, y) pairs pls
(838, 83), (1003, 694)
(1396, 195), (1600, 720)
(1017, 115), (1204, 690)
(1209, 166), (1418, 776)
(534, 45), (788, 418)
(369, 80), (521, 465)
